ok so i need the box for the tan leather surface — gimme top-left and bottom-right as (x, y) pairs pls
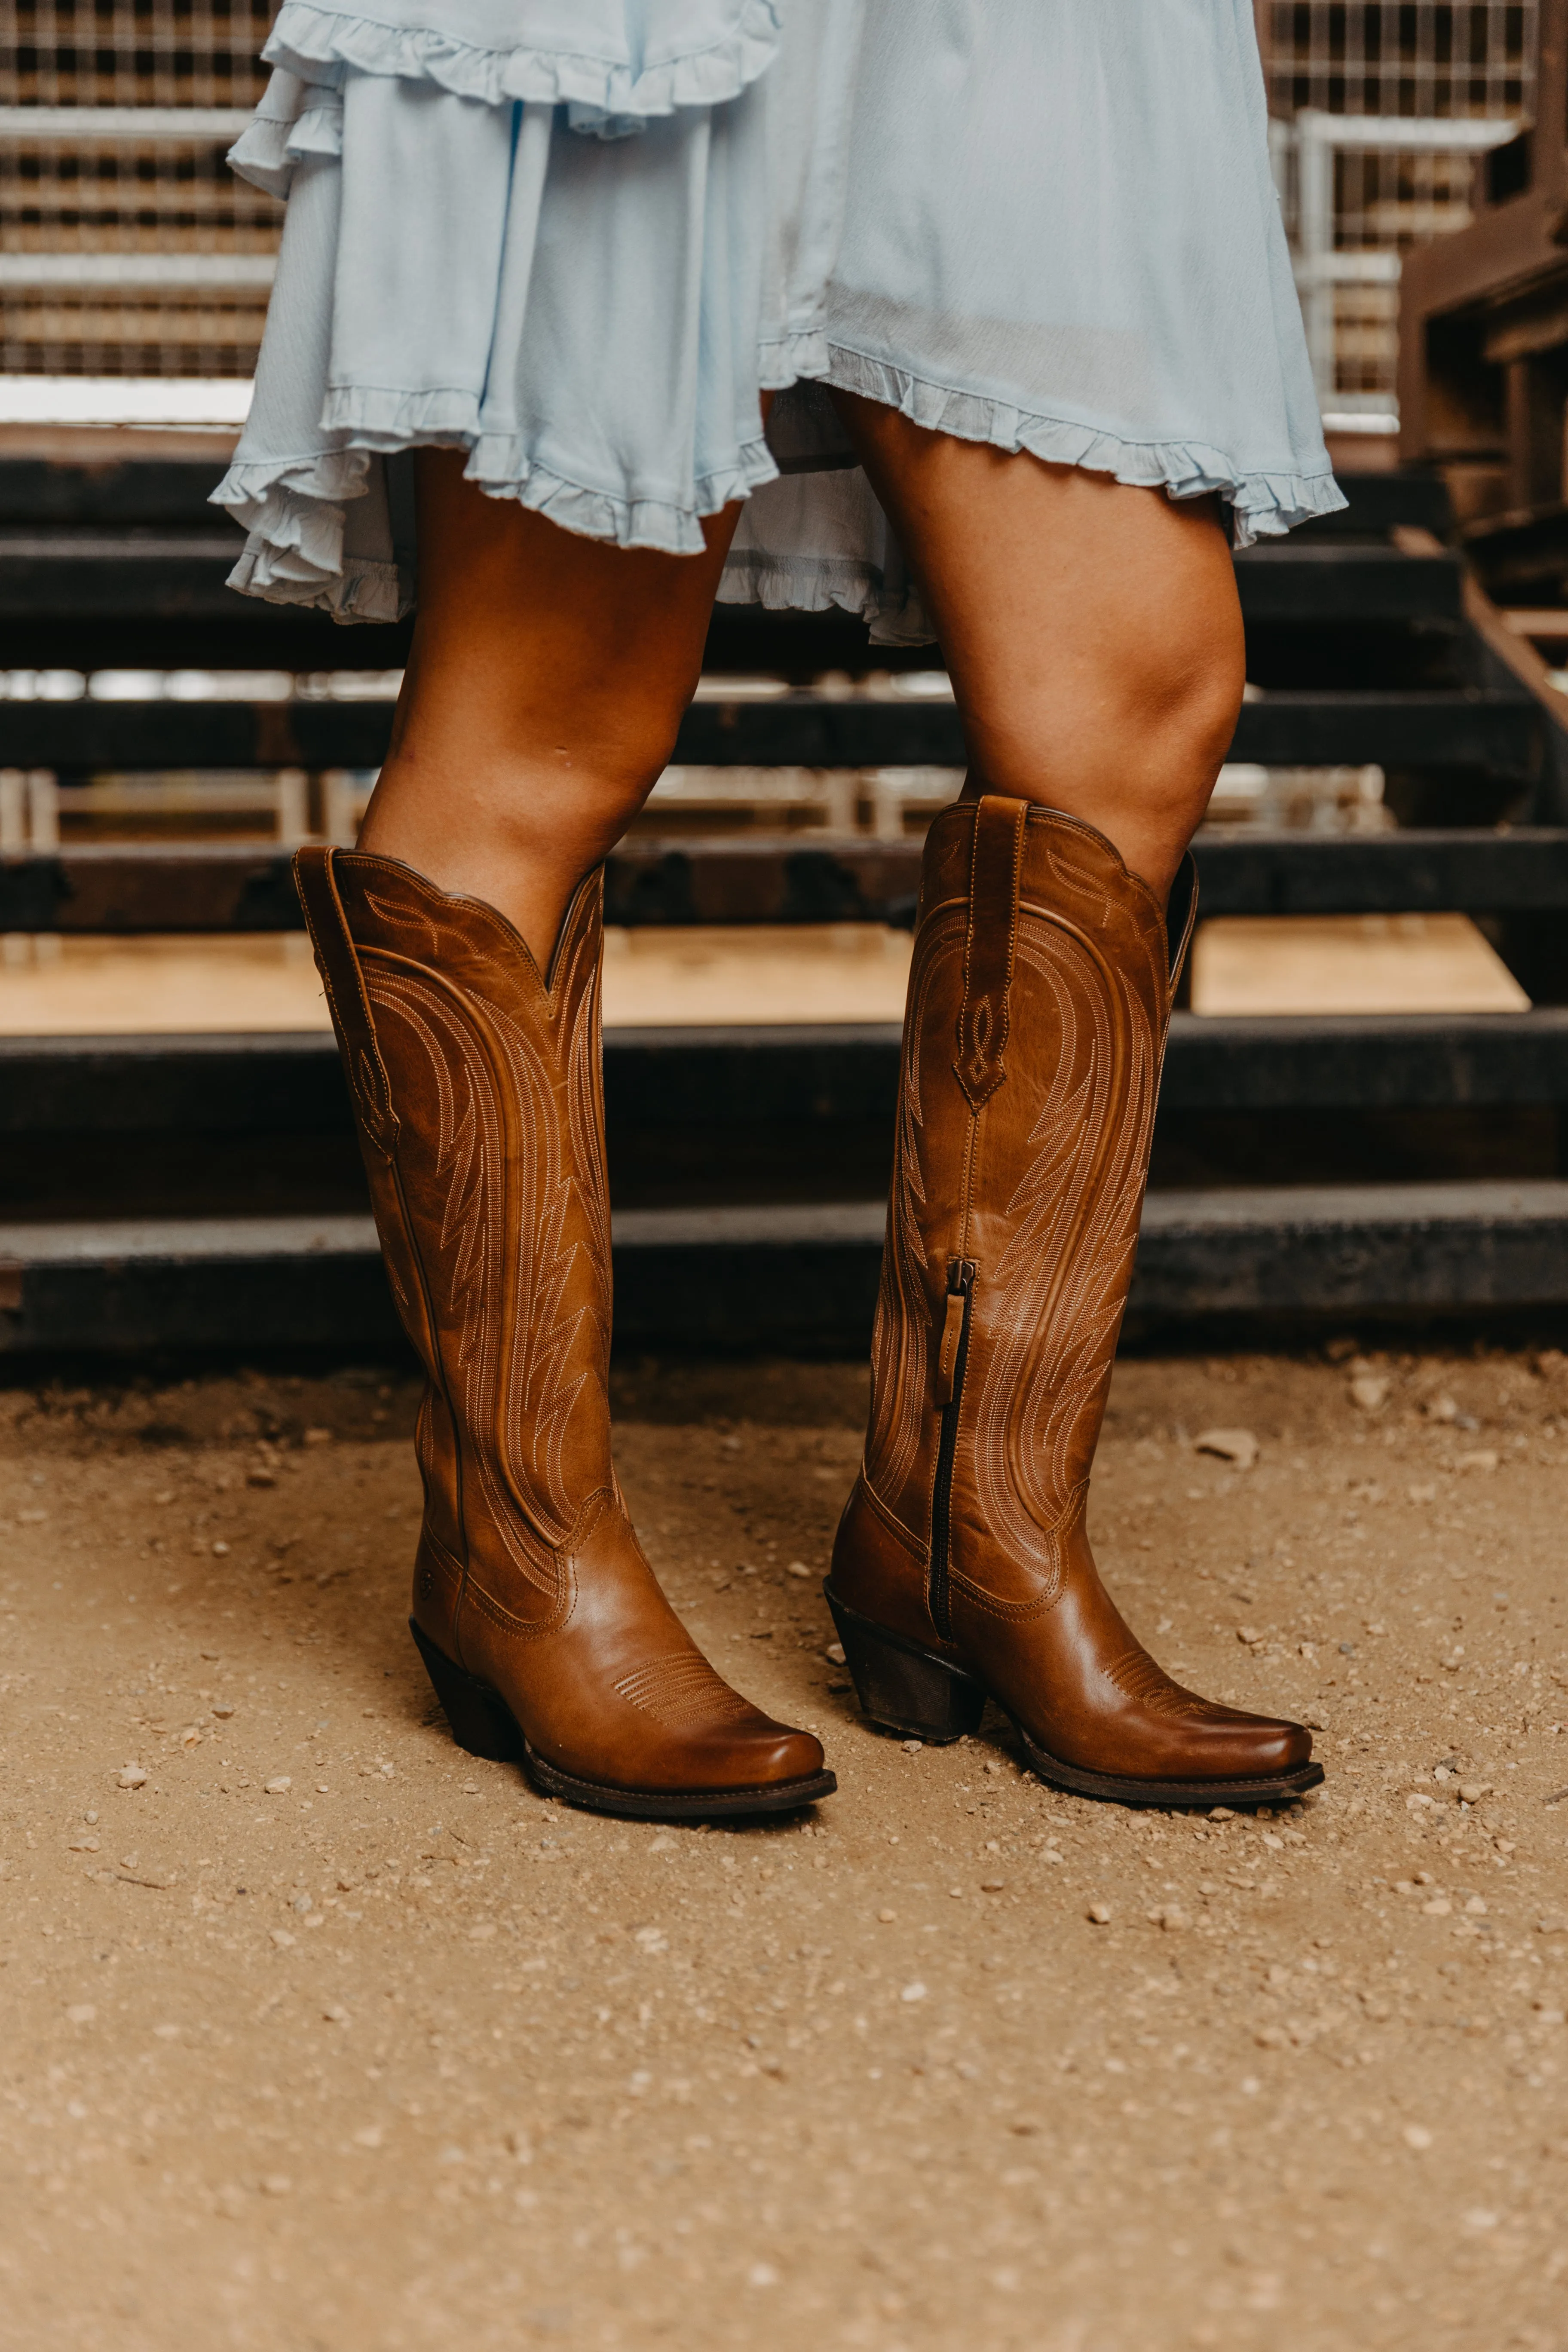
(296, 847), (824, 1798)
(834, 797), (1313, 1786)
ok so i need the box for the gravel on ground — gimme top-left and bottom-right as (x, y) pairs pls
(2, 1345), (1566, 2352)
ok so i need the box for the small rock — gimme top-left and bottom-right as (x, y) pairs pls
(264, 1776), (292, 1796)
(1423, 1395), (1458, 1422)
(259, 2174), (293, 2196)
(980, 1880), (1006, 1895)
(785, 1562), (812, 1579)
(1350, 1374), (1390, 1412)
(900, 1738), (923, 1755)
(1159, 1907), (1188, 1932)
(1402, 2124), (1433, 2151)
(211, 1540), (230, 1557)
(1458, 1450), (1499, 1473)
(67, 1836), (99, 1853)
(1421, 1897), (1452, 1917)
(877, 1908), (897, 1923)
(116, 1765), (148, 1790)
(823, 1643), (846, 1666)
(1537, 1915), (1568, 1937)
(212, 1703), (234, 1720)
(322, 2004), (349, 2024)
(1464, 1896), (1488, 1917)
(1194, 1428), (1259, 1470)
(900, 1981), (927, 2003)
(1236, 1626), (1263, 1647)
(1209, 1807), (1236, 1822)
(1458, 1782), (1491, 1804)
(1086, 1902), (1112, 1925)
(247, 1469), (276, 1489)
(64, 2003), (95, 2025)
(269, 1928), (296, 1949)
(303, 1427), (333, 1446)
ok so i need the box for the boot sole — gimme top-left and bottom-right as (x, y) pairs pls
(824, 1584), (1325, 1811)
(410, 1619), (837, 1822)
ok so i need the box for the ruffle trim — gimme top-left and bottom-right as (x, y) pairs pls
(228, 70), (344, 197)
(718, 551), (934, 648)
(261, 0), (783, 132)
(211, 412), (783, 620)
(820, 344), (1348, 550)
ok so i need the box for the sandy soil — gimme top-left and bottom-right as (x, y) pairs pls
(3, 1346), (1567, 2352)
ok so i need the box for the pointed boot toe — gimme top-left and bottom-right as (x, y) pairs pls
(723, 1720), (831, 1792)
(1205, 1709), (1316, 1780)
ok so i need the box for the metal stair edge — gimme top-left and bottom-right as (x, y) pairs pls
(4, 1183), (1568, 1352)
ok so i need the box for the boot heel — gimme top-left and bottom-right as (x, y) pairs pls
(409, 1619), (524, 1763)
(824, 1586), (986, 1744)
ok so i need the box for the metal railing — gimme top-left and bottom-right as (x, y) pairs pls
(0, 6), (277, 379)
(1258, 1), (1535, 427)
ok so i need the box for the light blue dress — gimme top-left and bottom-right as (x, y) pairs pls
(217, 0), (1343, 643)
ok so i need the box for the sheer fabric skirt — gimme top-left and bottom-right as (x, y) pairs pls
(219, 0), (1343, 642)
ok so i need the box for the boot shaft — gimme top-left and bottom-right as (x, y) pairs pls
(294, 849), (616, 1571)
(865, 796), (1195, 1620)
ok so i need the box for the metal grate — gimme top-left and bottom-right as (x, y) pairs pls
(0, 3), (279, 377)
(1258, 5), (1535, 419)
(1258, 1), (1537, 120)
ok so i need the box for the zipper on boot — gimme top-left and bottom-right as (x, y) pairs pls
(928, 1257), (976, 1639)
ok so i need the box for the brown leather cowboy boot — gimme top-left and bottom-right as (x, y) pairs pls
(827, 795), (1321, 1808)
(296, 846), (834, 1820)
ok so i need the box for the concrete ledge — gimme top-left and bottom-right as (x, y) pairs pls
(3, 1182), (1568, 1354)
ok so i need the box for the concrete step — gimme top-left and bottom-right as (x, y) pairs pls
(6, 1013), (1568, 1140)
(8, 829), (1568, 935)
(4, 1180), (1566, 1353)
(0, 685), (1533, 776)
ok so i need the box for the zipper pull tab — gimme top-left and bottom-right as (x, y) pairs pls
(936, 1263), (974, 1404)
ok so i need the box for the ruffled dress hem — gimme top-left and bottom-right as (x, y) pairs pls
(260, 0), (784, 135)
(213, 334), (1344, 628)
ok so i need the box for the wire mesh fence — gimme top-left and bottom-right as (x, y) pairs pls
(0, 2), (279, 376)
(1257, 0), (1537, 119)
(1258, 3), (1537, 417)
(0, 7), (1545, 401)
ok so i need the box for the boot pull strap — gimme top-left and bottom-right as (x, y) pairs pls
(293, 846), (400, 1157)
(1166, 851), (1200, 998)
(955, 794), (1028, 1109)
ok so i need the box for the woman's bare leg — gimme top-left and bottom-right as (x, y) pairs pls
(830, 394), (1246, 897)
(356, 450), (746, 965)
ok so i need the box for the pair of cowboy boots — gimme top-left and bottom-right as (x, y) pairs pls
(298, 792), (1317, 1821)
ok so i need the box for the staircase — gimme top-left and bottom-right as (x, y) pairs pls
(5, 459), (1568, 1354)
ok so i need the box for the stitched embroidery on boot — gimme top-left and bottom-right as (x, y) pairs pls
(614, 1655), (754, 1730)
(1102, 1648), (1213, 1719)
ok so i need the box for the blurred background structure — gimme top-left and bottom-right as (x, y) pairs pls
(6, 1), (1568, 1353)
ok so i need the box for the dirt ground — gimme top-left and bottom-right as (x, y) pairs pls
(3, 1345), (1567, 2352)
